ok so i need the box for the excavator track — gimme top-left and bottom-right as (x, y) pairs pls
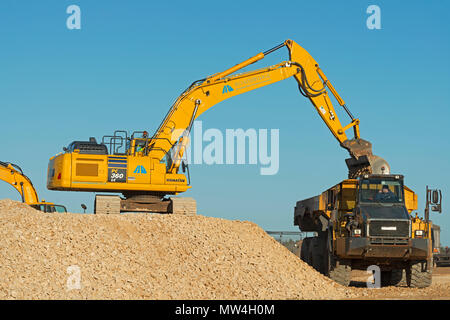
(120, 193), (170, 213)
(94, 195), (121, 214)
(94, 194), (196, 215)
(169, 197), (197, 215)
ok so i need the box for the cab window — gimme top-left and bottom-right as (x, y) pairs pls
(53, 205), (67, 213)
(360, 179), (403, 203)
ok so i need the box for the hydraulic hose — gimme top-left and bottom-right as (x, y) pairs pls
(290, 62), (327, 98)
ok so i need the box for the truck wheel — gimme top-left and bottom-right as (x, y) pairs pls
(407, 260), (432, 288)
(308, 237), (319, 270)
(311, 247), (323, 273)
(380, 269), (406, 287)
(324, 230), (351, 286)
(380, 271), (391, 287)
(306, 238), (314, 265)
(311, 237), (326, 274)
(391, 269), (407, 287)
(300, 238), (310, 263)
(328, 258), (351, 286)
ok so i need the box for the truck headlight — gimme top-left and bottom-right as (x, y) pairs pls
(415, 230), (424, 237)
(353, 229), (362, 237)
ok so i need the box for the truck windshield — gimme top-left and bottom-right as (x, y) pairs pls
(360, 178), (404, 203)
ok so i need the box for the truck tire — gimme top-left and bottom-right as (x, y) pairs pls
(407, 260), (432, 288)
(300, 239), (310, 263)
(324, 230), (351, 286)
(311, 237), (325, 273)
(311, 247), (323, 273)
(306, 238), (314, 265)
(304, 237), (314, 265)
(328, 258), (351, 287)
(380, 270), (405, 287)
(392, 269), (407, 287)
(380, 271), (391, 287)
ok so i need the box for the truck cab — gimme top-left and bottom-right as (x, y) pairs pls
(352, 174), (412, 244)
(341, 174), (430, 266)
(294, 174), (442, 288)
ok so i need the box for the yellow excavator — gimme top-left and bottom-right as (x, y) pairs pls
(1, 161), (67, 213)
(47, 39), (388, 214)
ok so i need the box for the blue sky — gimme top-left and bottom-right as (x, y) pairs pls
(1, 1), (449, 244)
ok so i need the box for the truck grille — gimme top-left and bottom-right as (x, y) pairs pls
(369, 238), (409, 245)
(368, 220), (410, 238)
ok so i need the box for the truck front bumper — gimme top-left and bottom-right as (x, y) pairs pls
(336, 237), (429, 261)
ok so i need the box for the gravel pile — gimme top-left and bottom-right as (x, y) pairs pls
(0, 199), (354, 300)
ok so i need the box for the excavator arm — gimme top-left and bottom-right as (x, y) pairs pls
(147, 40), (388, 177)
(0, 161), (67, 213)
(0, 161), (39, 204)
(44, 39), (394, 214)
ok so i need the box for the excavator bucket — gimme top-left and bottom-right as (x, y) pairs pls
(341, 139), (390, 178)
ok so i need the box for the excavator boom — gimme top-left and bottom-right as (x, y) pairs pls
(149, 40), (387, 177)
(0, 161), (39, 204)
(47, 39), (390, 214)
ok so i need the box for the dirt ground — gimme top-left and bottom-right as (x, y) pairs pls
(349, 267), (450, 300)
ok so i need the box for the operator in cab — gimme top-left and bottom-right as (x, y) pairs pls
(375, 185), (397, 202)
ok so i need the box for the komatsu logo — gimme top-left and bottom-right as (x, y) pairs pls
(133, 165), (147, 174)
(222, 85), (234, 94)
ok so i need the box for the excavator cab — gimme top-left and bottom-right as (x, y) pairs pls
(129, 138), (148, 156)
(29, 202), (67, 213)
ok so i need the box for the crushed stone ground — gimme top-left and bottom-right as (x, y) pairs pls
(2, 199), (448, 300)
(0, 199), (354, 300)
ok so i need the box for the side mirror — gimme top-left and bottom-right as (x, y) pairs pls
(431, 205), (441, 213)
(425, 187), (443, 220)
(81, 203), (87, 213)
(63, 147), (68, 152)
(432, 190), (439, 204)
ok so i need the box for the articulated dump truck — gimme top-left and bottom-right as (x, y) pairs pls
(294, 174), (443, 288)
